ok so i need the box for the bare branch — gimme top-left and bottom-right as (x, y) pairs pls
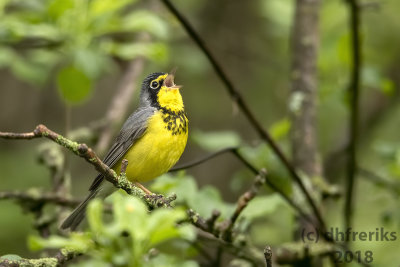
(221, 174), (265, 242)
(187, 209), (216, 236)
(0, 191), (80, 207)
(264, 245), (273, 267)
(0, 130), (36, 139)
(358, 167), (400, 194)
(160, 0), (326, 233)
(196, 231), (265, 266)
(170, 147), (238, 172)
(344, 0), (362, 234)
(206, 210), (221, 233)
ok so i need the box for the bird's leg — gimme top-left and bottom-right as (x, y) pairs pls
(135, 182), (153, 195)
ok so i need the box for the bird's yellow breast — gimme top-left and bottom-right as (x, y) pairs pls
(113, 110), (188, 183)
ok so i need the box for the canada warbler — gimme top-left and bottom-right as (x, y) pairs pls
(61, 71), (188, 230)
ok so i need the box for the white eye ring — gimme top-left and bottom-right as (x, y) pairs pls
(150, 81), (159, 89)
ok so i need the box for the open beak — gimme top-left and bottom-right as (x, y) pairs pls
(163, 68), (182, 90)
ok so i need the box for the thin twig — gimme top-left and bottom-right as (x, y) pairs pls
(0, 131), (36, 139)
(187, 209), (262, 264)
(230, 150), (313, 224)
(211, 246), (222, 267)
(189, 241), (215, 264)
(221, 174), (265, 242)
(264, 246), (273, 267)
(0, 38), (64, 50)
(359, 1), (381, 11)
(170, 147), (238, 171)
(160, 0), (325, 232)
(187, 209), (216, 236)
(358, 167), (400, 194)
(344, 0), (362, 235)
(0, 191), (80, 207)
(196, 231), (265, 266)
(206, 210), (221, 232)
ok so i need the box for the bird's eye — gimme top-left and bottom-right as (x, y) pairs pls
(150, 81), (159, 89)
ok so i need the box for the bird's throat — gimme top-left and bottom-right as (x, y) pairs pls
(157, 87), (184, 113)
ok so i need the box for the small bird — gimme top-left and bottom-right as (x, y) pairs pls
(61, 71), (188, 230)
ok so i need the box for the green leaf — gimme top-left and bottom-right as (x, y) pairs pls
(112, 193), (148, 239)
(74, 48), (109, 79)
(0, 47), (16, 68)
(151, 173), (197, 204)
(47, 0), (75, 19)
(148, 208), (193, 246)
(148, 254), (199, 267)
(239, 194), (283, 221)
(237, 144), (269, 169)
(0, 0), (11, 14)
(87, 199), (104, 233)
(191, 130), (241, 151)
(30, 194), (196, 266)
(362, 66), (381, 88)
(271, 173), (293, 196)
(190, 186), (234, 219)
(106, 42), (168, 63)
(56, 65), (93, 104)
(269, 118), (291, 140)
(28, 233), (92, 252)
(381, 78), (395, 96)
(20, 23), (61, 40)
(261, 0), (293, 32)
(89, 0), (133, 19)
(151, 174), (234, 219)
(239, 144), (293, 196)
(372, 140), (398, 159)
(337, 33), (351, 67)
(122, 11), (168, 39)
(11, 58), (48, 86)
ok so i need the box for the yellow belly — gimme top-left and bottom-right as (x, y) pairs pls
(113, 111), (188, 182)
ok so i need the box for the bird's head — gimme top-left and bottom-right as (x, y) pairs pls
(140, 70), (184, 112)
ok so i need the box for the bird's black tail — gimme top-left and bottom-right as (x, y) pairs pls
(61, 189), (99, 230)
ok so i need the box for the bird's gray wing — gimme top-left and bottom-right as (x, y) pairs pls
(89, 107), (155, 191)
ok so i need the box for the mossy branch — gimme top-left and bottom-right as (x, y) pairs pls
(0, 249), (78, 267)
(0, 124), (175, 209)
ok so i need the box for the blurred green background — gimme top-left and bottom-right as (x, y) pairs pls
(1, 0), (400, 266)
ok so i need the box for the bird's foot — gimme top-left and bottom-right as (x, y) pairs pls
(135, 182), (153, 195)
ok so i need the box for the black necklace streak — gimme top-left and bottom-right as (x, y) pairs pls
(160, 107), (188, 136)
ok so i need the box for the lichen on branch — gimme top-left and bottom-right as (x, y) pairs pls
(0, 124), (175, 209)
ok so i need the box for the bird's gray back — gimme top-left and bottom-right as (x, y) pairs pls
(89, 106), (156, 191)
